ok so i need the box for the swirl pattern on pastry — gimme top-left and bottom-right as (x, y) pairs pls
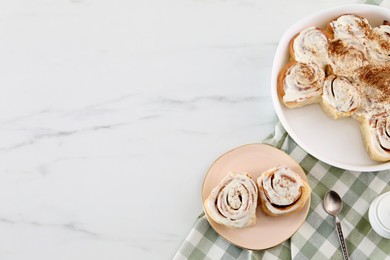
(278, 14), (390, 162)
(361, 113), (390, 162)
(321, 75), (360, 119)
(257, 165), (311, 216)
(328, 39), (366, 77)
(290, 27), (330, 67)
(367, 24), (390, 63)
(204, 172), (258, 228)
(328, 14), (371, 41)
(278, 61), (325, 108)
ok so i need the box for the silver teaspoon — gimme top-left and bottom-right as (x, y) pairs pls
(323, 190), (350, 260)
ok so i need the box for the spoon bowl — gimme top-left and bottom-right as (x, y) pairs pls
(323, 190), (350, 260)
(324, 190), (343, 216)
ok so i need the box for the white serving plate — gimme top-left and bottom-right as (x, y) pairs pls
(271, 4), (390, 172)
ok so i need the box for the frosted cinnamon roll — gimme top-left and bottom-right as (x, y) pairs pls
(278, 61), (325, 108)
(320, 75), (360, 119)
(327, 14), (371, 41)
(257, 166), (311, 217)
(204, 172), (258, 228)
(328, 39), (366, 77)
(290, 27), (330, 67)
(358, 66), (390, 111)
(367, 23), (390, 64)
(327, 14), (371, 62)
(360, 113), (390, 162)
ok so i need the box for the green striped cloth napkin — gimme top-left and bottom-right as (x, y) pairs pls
(174, 1), (390, 259)
(174, 122), (390, 260)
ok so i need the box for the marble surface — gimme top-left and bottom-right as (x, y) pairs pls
(0, 0), (362, 259)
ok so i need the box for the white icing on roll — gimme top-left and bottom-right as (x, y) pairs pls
(279, 15), (390, 162)
(328, 15), (371, 73)
(367, 25), (390, 63)
(204, 172), (258, 228)
(293, 27), (329, 67)
(322, 75), (360, 114)
(330, 14), (371, 40)
(283, 62), (325, 104)
(328, 39), (366, 77)
(257, 165), (307, 215)
(365, 114), (390, 160)
(357, 66), (390, 118)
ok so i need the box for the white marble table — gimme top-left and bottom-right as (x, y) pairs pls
(0, 0), (362, 259)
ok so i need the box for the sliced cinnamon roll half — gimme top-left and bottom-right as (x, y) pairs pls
(204, 172), (258, 228)
(257, 165), (311, 217)
(367, 23), (390, 64)
(360, 113), (390, 162)
(289, 27), (330, 68)
(320, 75), (360, 119)
(278, 61), (325, 108)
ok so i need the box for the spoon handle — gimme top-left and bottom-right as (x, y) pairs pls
(335, 217), (349, 260)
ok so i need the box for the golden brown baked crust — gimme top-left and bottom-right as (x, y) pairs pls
(277, 61), (294, 102)
(326, 22), (335, 39)
(289, 33), (299, 61)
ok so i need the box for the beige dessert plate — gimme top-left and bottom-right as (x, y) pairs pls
(202, 143), (310, 250)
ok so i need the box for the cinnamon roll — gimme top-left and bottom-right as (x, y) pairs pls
(367, 23), (390, 64)
(327, 39), (366, 77)
(327, 14), (372, 62)
(320, 75), (360, 119)
(278, 14), (390, 162)
(257, 166), (311, 217)
(204, 172), (258, 228)
(290, 27), (330, 67)
(360, 113), (390, 162)
(278, 61), (325, 108)
(357, 66), (390, 118)
(327, 14), (372, 41)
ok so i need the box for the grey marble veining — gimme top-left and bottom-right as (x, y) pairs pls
(0, 0), (362, 259)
